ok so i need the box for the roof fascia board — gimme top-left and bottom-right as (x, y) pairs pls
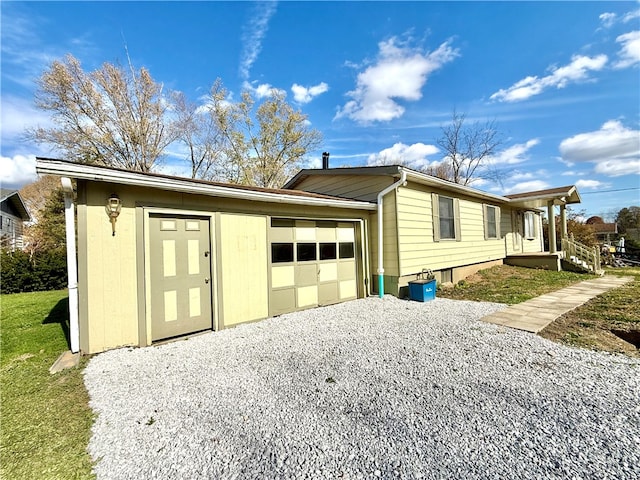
(35, 159), (376, 211)
(399, 168), (510, 203)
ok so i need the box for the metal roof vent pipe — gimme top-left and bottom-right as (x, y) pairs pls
(322, 152), (330, 169)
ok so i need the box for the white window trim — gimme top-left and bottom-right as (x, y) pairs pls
(524, 211), (537, 240)
(483, 204), (501, 240)
(432, 193), (461, 242)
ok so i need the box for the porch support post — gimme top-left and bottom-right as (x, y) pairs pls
(559, 204), (567, 239)
(547, 201), (557, 254)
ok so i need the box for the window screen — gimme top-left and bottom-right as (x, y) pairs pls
(485, 205), (498, 239)
(439, 196), (456, 240)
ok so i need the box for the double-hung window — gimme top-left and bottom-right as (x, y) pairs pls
(483, 205), (501, 240)
(432, 194), (461, 241)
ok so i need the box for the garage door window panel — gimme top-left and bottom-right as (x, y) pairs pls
(320, 243), (337, 260)
(272, 243), (294, 263)
(339, 242), (355, 259)
(297, 243), (317, 261)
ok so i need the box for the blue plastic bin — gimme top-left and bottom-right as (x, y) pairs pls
(408, 279), (436, 302)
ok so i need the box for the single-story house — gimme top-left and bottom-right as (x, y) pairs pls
(35, 158), (582, 354)
(0, 189), (31, 251)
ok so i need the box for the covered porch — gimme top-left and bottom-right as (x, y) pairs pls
(504, 186), (601, 273)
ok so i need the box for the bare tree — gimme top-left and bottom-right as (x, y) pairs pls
(207, 84), (322, 188)
(172, 87), (227, 180)
(18, 175), (60, 222)
(428, 110), (502, 185)
(30, 54), (176, 172)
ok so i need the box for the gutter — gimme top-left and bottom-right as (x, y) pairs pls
(61, 177), (80, 353)
(376, 170), (407, 298)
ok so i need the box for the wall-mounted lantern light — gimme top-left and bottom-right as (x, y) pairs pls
(105, 194), (122, 236)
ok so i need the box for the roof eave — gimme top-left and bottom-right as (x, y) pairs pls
(35, 159), (377, 211)
(399, 167), (511, 203)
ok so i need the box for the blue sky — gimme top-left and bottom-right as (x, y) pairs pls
(1, 1), (639, 220)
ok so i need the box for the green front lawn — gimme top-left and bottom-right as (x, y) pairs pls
(1, 290), (94, 479)
(437, 264), (595, 304)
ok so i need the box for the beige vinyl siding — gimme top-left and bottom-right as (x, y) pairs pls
(368, 190), (400, 276)
(291, 175), (393, 202)
(78, 183), (140, 353)
(397, 183), (506, 276)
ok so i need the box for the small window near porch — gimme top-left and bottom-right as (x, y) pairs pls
(524, 212), (536, 239)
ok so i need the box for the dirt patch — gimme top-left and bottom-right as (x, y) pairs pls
(539, 310), (640, 358)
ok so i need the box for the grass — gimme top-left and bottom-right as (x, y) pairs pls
(1, 290), (94, 479)
(539, 267), (640, 357)
(437, 264), (596, 304)
(438, 264), (640, 357)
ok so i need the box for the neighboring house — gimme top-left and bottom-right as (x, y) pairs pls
(36, 158), (581, 354)
(0, 189), (31, 251)
(591, 223), (618, 244)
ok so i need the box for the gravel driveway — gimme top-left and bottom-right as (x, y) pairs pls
(84, 296), (640, 479)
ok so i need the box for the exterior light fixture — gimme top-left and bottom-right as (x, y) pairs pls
(105, 193), (122, 236)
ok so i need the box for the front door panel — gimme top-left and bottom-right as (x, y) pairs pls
(149, 215), (212, 341)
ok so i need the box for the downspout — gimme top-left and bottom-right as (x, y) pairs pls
(61, 177), (79, 353)
(377, 170), (407, 298)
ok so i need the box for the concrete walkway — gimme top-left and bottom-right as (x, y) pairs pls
(481, 275), (634, 333)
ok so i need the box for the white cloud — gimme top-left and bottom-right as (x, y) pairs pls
(599, 12), (617, 28)
(560, 120), (639, 160)
(367, 142), (439, 170)
(598, 8), (639, 29)
(291, 82), (329, 104)
(559, 120), (640, 177)
(613, 30), (640, 69)
(335, 37), (459, 123)
(622, 9), (640, 23)
(505, 180), (550, 194)
(239, 1), (278, 80)
(490, 54), (608, 102)
(305, 156), (323, 169)
(575, 179), (607, 190)
(242, 81), (285, 99)
(594, 159), (640, 177)
(0, 154), (38, 188)
(491, 139), (540, 165)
